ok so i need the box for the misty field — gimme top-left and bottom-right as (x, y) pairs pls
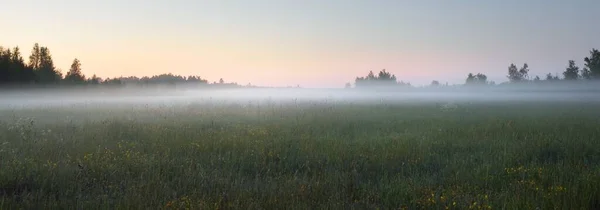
(1, 98), (599, 209)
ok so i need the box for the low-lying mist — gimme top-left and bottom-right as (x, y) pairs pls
(2, 86), (600, 110)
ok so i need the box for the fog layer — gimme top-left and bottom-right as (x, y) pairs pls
(2, 87), (600, 110)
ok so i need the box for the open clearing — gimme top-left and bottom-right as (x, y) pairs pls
(1, 96), (599, 209)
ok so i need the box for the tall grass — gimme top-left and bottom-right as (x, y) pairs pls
(1, 100), (599, 209)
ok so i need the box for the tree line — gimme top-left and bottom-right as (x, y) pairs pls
(0, 43), (243, 88)
(2, 43), (599, 89)
(350, 48), (600, 88)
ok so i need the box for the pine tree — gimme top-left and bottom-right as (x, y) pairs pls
(64, 58), (86, 84)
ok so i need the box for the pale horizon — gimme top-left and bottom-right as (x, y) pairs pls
(2, 0), (599, 88)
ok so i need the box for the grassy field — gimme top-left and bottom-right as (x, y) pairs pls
(1, 99), (599, 209)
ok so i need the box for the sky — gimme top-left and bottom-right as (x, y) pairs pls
(2, 0), (599, 88)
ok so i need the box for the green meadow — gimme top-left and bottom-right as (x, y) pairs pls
(1, 99), (599, 209)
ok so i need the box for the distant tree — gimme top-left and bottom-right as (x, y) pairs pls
(465, 73), (488, 85)
(219, 78), (224, 84)
(377, 69), (397, 81)
(32, 45), (62, 84)
(507, 63), (529, 82)
(581, 68), (592, 80)
(345, 82), (352, 88)
(466, 73), (475, 84)
(545, 73), (559, 81)
(398, 81), (411, 87)
(64, 58), (86, 84)
(0, 47), (10, 84)
(102, 78), (123, 85)
(11, 47), (24, 66)
(430, 80), (440, 87)
(113, 74), (217, 86)
(533, 76), (541, 82)
(507, 64), (519, 82)
(563, 60), (580, 80)
(0, 46), (36, 84)
(583, 48), (600, 79)
(475, 73), (487, 84)
(354, 69), (401, 88)
(186, 76), (208, 84)
(28, 43), (41, 70)
(519, 63), (530, 80)
(142, 73), (186, 84)
(366, 71), (376, 80)
(87, 74), (101, 85)
(11, 47), (35, 83)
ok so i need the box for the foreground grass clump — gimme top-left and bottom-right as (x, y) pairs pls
(1, 100), (600, 209)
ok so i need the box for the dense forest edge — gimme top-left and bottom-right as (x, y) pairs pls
(1, 43), (600, 92)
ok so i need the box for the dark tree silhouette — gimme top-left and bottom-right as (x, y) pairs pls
(11, 47), (35, 83)
(87, 74), (101, 85)
(507, 63), (529, 82)
(64, 58), (86, 84)
(563, 60), (580, 80)
(4, 42), (600, 91)
(102, 78), (123, 85)
(583, 49), (600, 79)
(0, 47), (11, 84)
(367, 71), (376, 80)
(545, 73), (560, 81)
(28, 43), (41, 70)
(0, 43), (238, 88)
(581, 68), (592, 80)
(377, 69), (397, 81)
(186, 76), (208, 83)
(466, 73), (475, 84)
(0, 46), (36, 85)
(465, 73), (488, 85)
(31, 44), (62, 84)
(519, 64), (530, 81)
(476, 74), (487, 84)
(507, 64), (519, 82)
(355, 69), (406, 88)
